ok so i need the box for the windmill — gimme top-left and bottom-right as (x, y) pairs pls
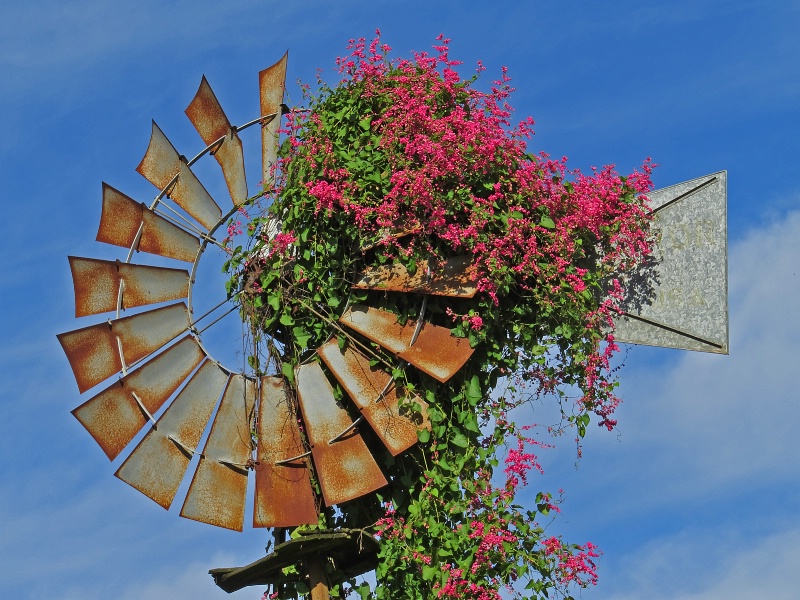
(58, 52), (727, 597)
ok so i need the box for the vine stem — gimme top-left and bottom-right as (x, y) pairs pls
(293, 297), (395, 369)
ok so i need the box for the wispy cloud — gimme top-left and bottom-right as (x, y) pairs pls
(601, 520), (800, 600)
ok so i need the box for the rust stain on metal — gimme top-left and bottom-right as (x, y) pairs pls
(397, 325), (474, 383)
(136, 121), (222, 230)
(318, 341), (428, 456)
(97, 183), (199, 262)
(296, 362), (387, 506)
(185, 76), (248, 206)
(69, 256), (189, 317)
(259, 52), (287, 187)
(181, 375), (256, 531)
(115, 359), (228, 509)
(253, 376), (317, 528)
(57, 302), (189, 393)
(72, 335), (204, 460)
(353, 256), (477, 298)
(340, 305), (475, 383)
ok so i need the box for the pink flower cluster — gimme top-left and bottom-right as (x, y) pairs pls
(504, 436), (543, 489)
(266, 231), (297, 257)
(434, 564), (502, 600)
(542, 536), (601, 587)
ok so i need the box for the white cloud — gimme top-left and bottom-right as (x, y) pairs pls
(601, 521), (800, 600)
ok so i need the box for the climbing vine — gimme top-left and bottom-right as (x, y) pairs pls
(227, 32), (654, 599)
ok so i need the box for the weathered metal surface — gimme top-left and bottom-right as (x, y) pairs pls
(185, 76), (248, 206)
(340, 305), (474, 383)
(115, 359), (228, 509)
(253, 376), (317, 528)
(69, 257), (189, 317)
(612, 171), (729, 353)
(318, 340), (428, 456)
(353, 256), (477, 298)
(97, 183), (199, 262)
(72, 335), (204, 460)
(136, 121), (222, 230)
(57, 302), (189, 393)
(295, 362), (387, 506)
(210, 529), (380, 593)
(181, 374), (256, 530)
(259, 52), (287, 187)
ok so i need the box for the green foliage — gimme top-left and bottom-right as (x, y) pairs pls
(227, 34), (652, 599)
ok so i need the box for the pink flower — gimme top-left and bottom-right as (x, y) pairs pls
(468, 315), (484, 330)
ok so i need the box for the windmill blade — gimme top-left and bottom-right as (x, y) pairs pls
(296, 362), (387, 506)
(612, 171), (729, 354)
(180, 374), (256, 531)
(136, 121), (222, 230)
(115, 359), (228, 509)
(259, 52), (287, 187)
(318, 340), (428, 456)
(97, 183), (200, 262)
(69, 257), (189, 317)
(353, 256), (477, 298)
(340, 305), (474, 383)
(72, 336), (204, 460)
(58, 302), (189, 393)
(185, 76), (248, 206)
(253, 376), (317, 528)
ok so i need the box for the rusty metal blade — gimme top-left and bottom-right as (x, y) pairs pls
(69, 257), (189, 317)
(340, 305), (474, 383)
(185, 76), (248, 206)
(136, 121), (222, 230)
(181, 375), (256, 531)
(296, 362), (387, 506)
(253, 376), (317, 528)
(58, 303), (189, 393)
(318, 340), (429, 456)
(71, 336), (204, 460)
(353, 256), (477, 298)
(259, 52), (287, 187)
(97, 183), (199, 262)
(115, 359), (228, 509)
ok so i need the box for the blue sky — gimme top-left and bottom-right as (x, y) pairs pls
(1, 1), (798, 598)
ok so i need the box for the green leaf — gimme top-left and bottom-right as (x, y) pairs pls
(281, 361), (295, 385)
(540, 215), (556, 229)
(451, 433), (469, 448)
(417, 428), (430, 443)
(466, 374), (482, 405)
(292, 326), (312, 349)
(421, 565), (437, 581)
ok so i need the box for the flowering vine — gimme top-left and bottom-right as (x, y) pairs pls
(225, 31), (654, 599)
